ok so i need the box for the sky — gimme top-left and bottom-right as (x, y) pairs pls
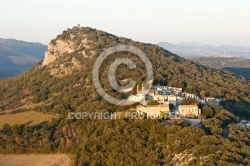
(1, 0), (250, 46)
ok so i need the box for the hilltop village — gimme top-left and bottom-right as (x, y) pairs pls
(128, 85), (223, 120)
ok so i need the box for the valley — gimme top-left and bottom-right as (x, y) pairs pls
(0, 38), (47, 77)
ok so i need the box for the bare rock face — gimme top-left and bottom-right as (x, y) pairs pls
(42, 40), (74, 66)
(41, 27), (93, 77)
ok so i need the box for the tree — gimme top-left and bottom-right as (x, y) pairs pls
(181, 98), (197, 105)
(202, 105), (214, 118)
(2, 123), (10, 134)
(169, 103), (174, 109)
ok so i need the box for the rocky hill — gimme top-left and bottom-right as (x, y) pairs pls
(0, 26), (249, 115)
(0, 26), (250, 165)
(0, 38), (47, 77)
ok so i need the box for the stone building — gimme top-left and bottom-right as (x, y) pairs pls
(178, 105), (200, 117)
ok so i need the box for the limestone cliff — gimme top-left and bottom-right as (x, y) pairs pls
(42, 40), (74, 66)
(42, 27), (90, 66)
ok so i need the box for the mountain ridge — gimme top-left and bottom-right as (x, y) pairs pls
(158, 42), (250, 59)
(0, 38), (47, 77)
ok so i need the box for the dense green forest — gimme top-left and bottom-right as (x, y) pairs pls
(0, 26), (250, 165)
(1, 105), (250, 165)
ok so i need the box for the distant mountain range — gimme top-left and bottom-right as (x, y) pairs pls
(157, 42), (250, 79)
(191, 57), (250, 69)
(190, 57), (250, 79)
(0, 38), (47, 77)
(157, 42), (250, 59)
(1, 39), (249, 78)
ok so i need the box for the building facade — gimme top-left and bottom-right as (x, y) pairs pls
(136, 104), (170, 118)
(178, 105), (200, 117)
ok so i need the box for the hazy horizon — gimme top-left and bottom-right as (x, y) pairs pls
(2, 37), (250, 49)
(1, 0), (250, 47)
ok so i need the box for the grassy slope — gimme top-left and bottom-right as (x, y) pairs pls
(0, 111), (57, 129)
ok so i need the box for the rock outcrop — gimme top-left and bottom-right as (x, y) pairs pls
(42, 40), (74, 66)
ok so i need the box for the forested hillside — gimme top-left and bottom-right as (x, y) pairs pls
(191, 57), (250, 79)
(0, 26), (250, 165)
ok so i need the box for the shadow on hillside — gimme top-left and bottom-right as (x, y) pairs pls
(221, 100), (250, 119)
(32, 120), (49, 129)
(23, 120), (34, 126)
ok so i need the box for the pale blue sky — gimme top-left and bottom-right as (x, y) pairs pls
(1, 0), (250, 46)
